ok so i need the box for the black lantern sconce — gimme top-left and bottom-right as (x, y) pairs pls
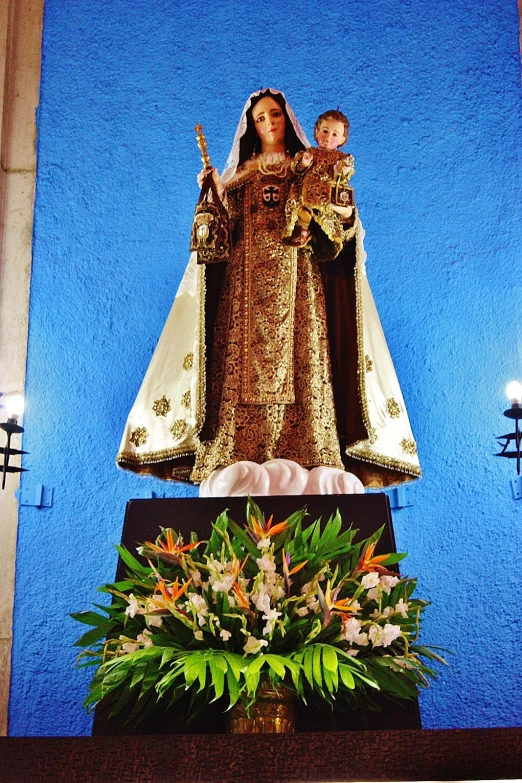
(0, 392), (27, 490)
(496, 381), (522, 477)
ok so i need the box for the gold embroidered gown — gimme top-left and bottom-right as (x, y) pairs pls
(190, 162), (344, 481)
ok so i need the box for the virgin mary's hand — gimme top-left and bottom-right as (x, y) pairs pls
(197, 166), (223, 196)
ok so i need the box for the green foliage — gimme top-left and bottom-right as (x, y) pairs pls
(72, 500), (446, 727)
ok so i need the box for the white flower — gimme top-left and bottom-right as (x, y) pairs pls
(207, 556), (224, 573)
(220, 628), (232, 641)
(394, 598), (410, 618)
(137, 630), (153, 649)
(370, 606), (393, 620)
(296, 606), (309, 617)
(211, 574), (236, 593)
(125, 593), (140, 618)
(147, 612), (163, 628)
(262, 608), (281, 636)
(361, 572), (380, 589)
(369, 622), (401, 648)
(346, 649), (359, 657)
(243, 635), (268, 655)
(342, 617), (368, 646)
(252, 588), (271, 614)
(119, 635), (138, 655)
(380, 575), (400, 594)
(190, 569), (202, 588)
(257, 538), (271, 550)
(381, 623), (402, 646)
(308, 599), (321, 614)
(367, 587), (380, 601)
(188, 593), (209, 626)
(194, 630), (204, 641)
(256, 553), (276, 573)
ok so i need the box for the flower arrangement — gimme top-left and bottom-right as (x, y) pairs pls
(73, 499), (445, 727)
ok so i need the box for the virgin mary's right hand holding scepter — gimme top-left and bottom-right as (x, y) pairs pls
(195, 123), (223, 196)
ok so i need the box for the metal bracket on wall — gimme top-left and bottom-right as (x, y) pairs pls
(17, 483), (54, 508)
(132, 489), (165, 499)
(388, 485), (414, 509)
(511, 477), (522, 500)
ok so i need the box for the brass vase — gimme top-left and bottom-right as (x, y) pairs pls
(226, 678), (296, 734)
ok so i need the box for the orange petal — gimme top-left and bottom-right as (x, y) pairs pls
(289, 560), (308, 575)
(267, 520), (289, 537)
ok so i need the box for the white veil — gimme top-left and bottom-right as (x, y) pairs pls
(221, 88), (310, 184)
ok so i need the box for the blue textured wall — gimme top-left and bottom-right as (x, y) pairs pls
(9, 0), (522, 735)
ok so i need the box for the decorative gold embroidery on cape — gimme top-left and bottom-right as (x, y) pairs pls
(400, 438), (418, 455)
(183, 352), (194, 371)
(130, 427), (148, 447)
(152, 396), (171, 417)
(386, 398), (401, 419)
(181, 391), (191, 409)
(170, 419), (188, 440)
(365, 355), (374, 372)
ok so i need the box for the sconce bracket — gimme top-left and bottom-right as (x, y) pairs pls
(388, 485), (414, 509)
(511, 477), (522, 501)
(18, 483), (54, 508)
(132, 489), (165, 500)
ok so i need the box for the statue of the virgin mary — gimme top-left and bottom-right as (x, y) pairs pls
(116, 89), (421, 491)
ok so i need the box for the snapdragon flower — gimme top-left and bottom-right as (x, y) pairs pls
(394, 598), (410, 618)
(137, 630), (153, 649)
(369, 622), (401, 648)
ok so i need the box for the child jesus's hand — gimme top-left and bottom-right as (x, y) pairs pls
(300, 150), (314, 169)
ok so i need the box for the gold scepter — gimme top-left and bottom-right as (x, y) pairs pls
(194, 124), (211, 171)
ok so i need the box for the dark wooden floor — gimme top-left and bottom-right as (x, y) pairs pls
(1, 727), (521, 782)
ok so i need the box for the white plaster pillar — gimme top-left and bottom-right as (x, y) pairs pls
(0, 0), (43, 737)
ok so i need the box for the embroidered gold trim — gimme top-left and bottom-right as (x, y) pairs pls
(152, 396), (171, 417)
(344, 444), (422, 477)
(117, 444), (196, 466)
(386, 398), (401, 419)
(170, 419), (188, 440)
(130, 427), (148, 447)
(365, 355), (373, 372)
(196, 264), (206, 432)
(183, 352), (194, 371)
(400, 438), (418, 456)
(368, 427), (378, 445)
(181, 390), (191, 409)
(342, 222), (357, 243)
(354, 217), (371, 436)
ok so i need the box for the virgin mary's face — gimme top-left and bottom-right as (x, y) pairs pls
(252, 96), (286, 152)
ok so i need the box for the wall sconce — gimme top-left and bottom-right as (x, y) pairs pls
(496, 381), (522, 476)
(0, 393), (27, 490)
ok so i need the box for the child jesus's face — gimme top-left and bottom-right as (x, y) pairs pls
(315, 119), (347, 150)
